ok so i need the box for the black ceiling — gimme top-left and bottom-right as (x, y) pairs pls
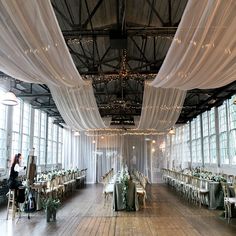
(2, 0), (236, 128)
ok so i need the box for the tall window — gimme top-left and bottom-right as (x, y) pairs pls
(0, 89), (8, 169)
(196, 116), (202, 163)
(209, 108), (217, 164)
(12, 99), (22, 156)
(33, 109), (47, 165)
(58, 127), (63, 165)
(202, 111), (210, 164)
(191, 119), (197, 163)
(40, 112), (47, 165)
(47, 117), (59, 166)
(218, 102), (229, 164)
(33, 109), (40, 162)
(12, 100), (31, 164)
(191, 117), (202, 164)
(22, 102), (31, 160)
(228, 96), (236, 165)
(183, 123), (190, 164)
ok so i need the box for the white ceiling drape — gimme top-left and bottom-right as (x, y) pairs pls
(0, 0), (105, 130)
(138, 83), (186, 131)
(50, 83), (105, 130)
(151, 0), (236, 90)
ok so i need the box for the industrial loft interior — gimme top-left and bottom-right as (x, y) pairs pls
(0, 1), (236, 235)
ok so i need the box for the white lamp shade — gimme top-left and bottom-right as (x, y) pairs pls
(1, 92), (18, 106)
(74, 131), (80, 136)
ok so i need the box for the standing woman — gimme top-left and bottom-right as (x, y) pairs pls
(8, 153), (26, 202)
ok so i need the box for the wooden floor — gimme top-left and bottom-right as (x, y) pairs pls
(0, 183), (236, 236)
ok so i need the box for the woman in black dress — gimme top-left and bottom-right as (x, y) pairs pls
(8, 153), (26, 202)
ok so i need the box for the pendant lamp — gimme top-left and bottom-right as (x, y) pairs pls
(1, 91), (18, 106)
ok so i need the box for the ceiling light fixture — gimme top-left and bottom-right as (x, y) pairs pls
(233, 97), (236, 105)
(168, 127), (176, 135)
(1, 91), (18, 106)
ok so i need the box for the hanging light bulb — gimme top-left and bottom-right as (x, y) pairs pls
(74, 131), (80, 136)
(152, 140), (156, 144)
(92, 140), (96, 144)
(233, 97), (236, 105)
(1, 91), (18, 106)
(168, 127), (176, 135)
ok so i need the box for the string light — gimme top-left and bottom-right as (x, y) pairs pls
(85, 128), (165, 137)
(119, 49), (128, 77)
(67, 38), (93, 46)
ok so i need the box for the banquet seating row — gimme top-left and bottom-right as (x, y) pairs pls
(132, 170), (148, 207)
(162, 168), (210, 207)
(34, 168), (87, 201)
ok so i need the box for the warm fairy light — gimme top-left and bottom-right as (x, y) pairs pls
(159, 142), (166, 151)
(92, 140), (96, 144)
(152, 140), (156, 144)
(151, 148), (155, 152)
(132, 146), (135, 150)
(101, 136), (104, 139)
(85, 128), (165, 137)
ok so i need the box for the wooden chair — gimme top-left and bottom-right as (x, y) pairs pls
(6, 189), (17, 220)
(198, 178), (209, 207)
(221, 182), (236, 223)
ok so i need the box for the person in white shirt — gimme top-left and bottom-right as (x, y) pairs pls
(8, 153), (26, 203)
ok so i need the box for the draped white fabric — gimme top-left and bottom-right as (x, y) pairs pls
(50, 83), (106, 130)
(62, 128), (165, 183)
(0, 0), (105, 130)
(151, 0), (236, 90)
(138, 83), (186, 131)
(63, 129), (97, 183)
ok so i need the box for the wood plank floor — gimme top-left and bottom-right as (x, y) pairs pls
(0, 183), (236, 236)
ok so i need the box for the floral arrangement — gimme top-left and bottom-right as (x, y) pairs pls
(184, 167), (227, 182)
(42, 197), (61, 212)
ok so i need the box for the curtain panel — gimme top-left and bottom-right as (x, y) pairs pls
(151, 0), (236, 90)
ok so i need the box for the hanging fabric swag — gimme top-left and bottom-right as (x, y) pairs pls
(151, 0), (236, 90)
(0, 0), (105, 130)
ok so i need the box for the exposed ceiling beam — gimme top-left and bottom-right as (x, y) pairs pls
(17, 93), (51, 98)
(62, 27), (177, 38)
(80, 0), (104, 29)
(32, 104), (57, 109)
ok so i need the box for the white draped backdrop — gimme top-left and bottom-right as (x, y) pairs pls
(62, 128), (165, 183)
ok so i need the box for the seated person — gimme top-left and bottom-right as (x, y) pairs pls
(8, 153), (26, 203)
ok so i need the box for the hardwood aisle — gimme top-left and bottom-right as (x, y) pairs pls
(0, 183), (235, 236)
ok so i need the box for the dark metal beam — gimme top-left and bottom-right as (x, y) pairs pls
(62, 27), (177, 38)
(145, 0), (165, 25)
(17, 93), (51, 98)
(64, 0), (75, 24)
(51, 3), (73, 27)
(32, 105), (57, 109)
(130, 37), (149, 63)
(81, 0), (104, 29)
